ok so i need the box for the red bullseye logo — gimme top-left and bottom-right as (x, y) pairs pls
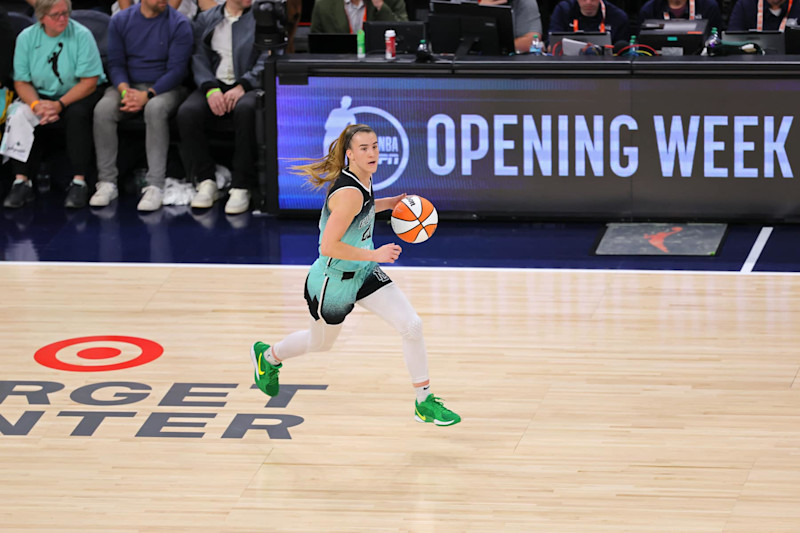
(34, 336), (164, 372)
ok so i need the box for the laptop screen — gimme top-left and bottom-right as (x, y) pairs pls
(308, 33), (357, 54)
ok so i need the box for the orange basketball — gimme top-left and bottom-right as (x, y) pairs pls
(391, 195), (438, 244)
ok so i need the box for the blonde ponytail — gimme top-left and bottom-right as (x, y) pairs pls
(290, 124), (375, 190)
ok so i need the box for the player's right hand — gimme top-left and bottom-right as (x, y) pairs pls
(374, 243), (402, 263)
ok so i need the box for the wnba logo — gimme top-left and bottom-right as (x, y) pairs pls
(324, 96), (409, 191)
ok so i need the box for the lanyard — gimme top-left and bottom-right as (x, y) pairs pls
(573, 0), (606, 33)
(757, 0), (793, 30)
(345, 2), (368, 34)
(663, 0), (696, 19)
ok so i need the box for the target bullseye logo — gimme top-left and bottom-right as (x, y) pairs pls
(34, 336), (163, 372)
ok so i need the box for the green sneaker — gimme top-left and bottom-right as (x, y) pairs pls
(250, 341), (281, 396)
(414, 394), (461, 426)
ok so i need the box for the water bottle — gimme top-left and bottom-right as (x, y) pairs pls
(416, 39), (433, 62)
(357, 29), (366, 60)
(529, 36), (542, 55)
(705, 27), (722, 55)
(628, 35), (637, 55)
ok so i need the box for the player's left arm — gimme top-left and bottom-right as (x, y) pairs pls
(374, 193), (407, 212)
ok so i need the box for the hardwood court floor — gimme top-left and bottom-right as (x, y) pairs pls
(1, 263), (800, 532)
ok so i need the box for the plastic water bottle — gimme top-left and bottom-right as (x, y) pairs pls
(529, 36), (542, 55)
(705, 27), (722, 55)
(417, 39), (429, 54)
(628, 35), (637, 55)
(357, 29), (366, 60)
(416, 38), (432, 62)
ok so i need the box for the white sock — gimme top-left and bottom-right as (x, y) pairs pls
(72, 179), (86, 187)
(13, 178), (31, 186)
(265, 346), (281, 366)
(415, 385), (431, 404)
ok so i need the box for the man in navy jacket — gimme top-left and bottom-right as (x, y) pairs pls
(638, 0), (722, 34)
(549, 0), (631, 44)
(176, 0), (270, 215)
(728, 0), (800, 31)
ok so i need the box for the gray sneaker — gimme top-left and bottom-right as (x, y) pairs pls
(225, 188), (251, 215)
(3, 181), (34, 209)
(137, 185), (163, 212)
(191, 179), (220, 209)
(90, 182), (118, 207)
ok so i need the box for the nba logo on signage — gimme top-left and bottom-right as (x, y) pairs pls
(378, 136), (400, 165)
(324, 96), (409, 191)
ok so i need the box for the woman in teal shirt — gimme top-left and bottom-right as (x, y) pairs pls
(4, 0), (107, 209)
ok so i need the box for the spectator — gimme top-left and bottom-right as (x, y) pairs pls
(638, 0), (722, 33)
(310, 0), (407, 34)
(480, 0), (543, 53)
(113, 0), (224, 20)
(91, 0), (193, 212)
(727, 0), (800, 31)
(177, 0), (270, 214)
(3, 0), (106, 210)
(549, 0), (631, 44)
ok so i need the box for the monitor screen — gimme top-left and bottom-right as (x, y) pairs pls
(785, 26), (800, 54)
(722, 30), (785, 54)
(363, 21), (426, 54)
(428, 0), (516, 56)
(638, 19), (709, 55)
(549, 31), (612, 55)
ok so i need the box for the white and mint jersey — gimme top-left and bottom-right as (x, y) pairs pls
(317, 168), (375, 273)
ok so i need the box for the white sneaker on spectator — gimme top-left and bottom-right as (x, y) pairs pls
(137, 185), (164, 212)
(89, 182), (118, 207)
(225, 188), (251, 215)
(191, 179), (220, 209)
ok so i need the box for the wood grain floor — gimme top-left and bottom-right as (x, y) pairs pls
(1, 263), (799, 532)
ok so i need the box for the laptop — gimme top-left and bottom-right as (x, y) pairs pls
(549, 31), (612, 53)
(722, 30), (785, 54)
(638, 19), (708, 55)
(308, 33), (358, 54)
(363, 21), (426, 54)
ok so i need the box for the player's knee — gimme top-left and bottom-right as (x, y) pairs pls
(400, 314), (423, 341)
(307, 325), (340, 353)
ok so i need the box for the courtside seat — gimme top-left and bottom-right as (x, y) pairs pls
(71, 10), (111, 69)
(7, 10), (35, 37)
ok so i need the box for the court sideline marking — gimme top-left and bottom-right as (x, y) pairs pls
(740, 226), (773, 273)
(3, 260), (800, 276)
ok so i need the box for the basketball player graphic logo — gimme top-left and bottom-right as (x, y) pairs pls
(48, 42), (65, 85)
(644, 226), (683, 253)
(322, 96), (410, 191)
(323, 96), (357, 154)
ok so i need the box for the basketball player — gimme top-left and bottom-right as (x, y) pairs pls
(249, 124), (460, 426)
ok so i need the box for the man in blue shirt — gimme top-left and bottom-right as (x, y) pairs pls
(728, 0), (800, 31)
(549, 0), (630, 45)
(91, 0), (193, 212)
